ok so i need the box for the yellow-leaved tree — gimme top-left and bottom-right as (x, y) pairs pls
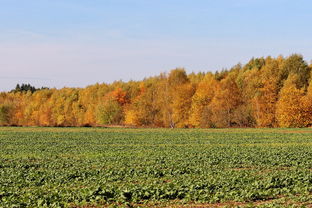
(209, 72), (243, 127)
(171, 83), (195, 128)
(189, 73), (218, 128)
(276, 74), (305, 127)
(124, 83), (160, 126)
(300, 79), (312, 126)
(252, 58), (280, 127)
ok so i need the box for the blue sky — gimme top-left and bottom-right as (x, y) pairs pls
(0, 0), (312, 91)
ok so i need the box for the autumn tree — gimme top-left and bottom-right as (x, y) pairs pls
(252, 58), (280, 127)
(209, 72), (244, 127)
(97, 98), (123, 125)
(125, 82), (160, 126)
(276, 74), (305, 127)
(189, 73), (218, 127)
(165, 68), (192, 127)
(110, 88), (129, 106)
(279, 54), (311, 89)
(171, 83), (195, 127)
(78, 84), (110, 126)
(243, 57), (266, 71)
(0, 104), (12, 125)
(1, 55), (312, 128)
(300, 79), (312, 126)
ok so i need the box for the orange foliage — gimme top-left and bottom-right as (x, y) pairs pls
(276, 74), (306, 127)
(1, 55), (312, 128)
(110, 88), (128, 106)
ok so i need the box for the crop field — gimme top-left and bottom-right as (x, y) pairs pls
(1, 128), (312, 207)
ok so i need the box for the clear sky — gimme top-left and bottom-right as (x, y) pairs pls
(0, 0), (312, 91)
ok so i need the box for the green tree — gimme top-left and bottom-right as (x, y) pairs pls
(97, 99), (123, 125)
(279, 54), (311, 89)
(0, 104), (11, 125)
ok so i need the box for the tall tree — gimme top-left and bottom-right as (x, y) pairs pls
(209, 72), (243, 127)
(171, 83), (195, 128)
(300, 79), (312, 127)
(189, 74), (218, 128)
(279, 54), (311, 89)
(0, 104), (11, 125)
(252, 58), (280, 127)
(97, 98), (123, 125)
(276, 74), (305, 127)
(124, 83), (160, 126)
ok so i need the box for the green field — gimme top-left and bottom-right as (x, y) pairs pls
(1, 128), (312, 207)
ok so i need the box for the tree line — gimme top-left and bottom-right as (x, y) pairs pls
(0, 54), (312, 128)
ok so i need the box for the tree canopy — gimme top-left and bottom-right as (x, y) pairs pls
(1, 54), (312, 128)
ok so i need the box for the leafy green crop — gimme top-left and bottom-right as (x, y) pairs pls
(0, 128), (312, 207)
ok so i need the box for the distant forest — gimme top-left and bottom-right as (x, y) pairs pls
(1, 54), (312, 128)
